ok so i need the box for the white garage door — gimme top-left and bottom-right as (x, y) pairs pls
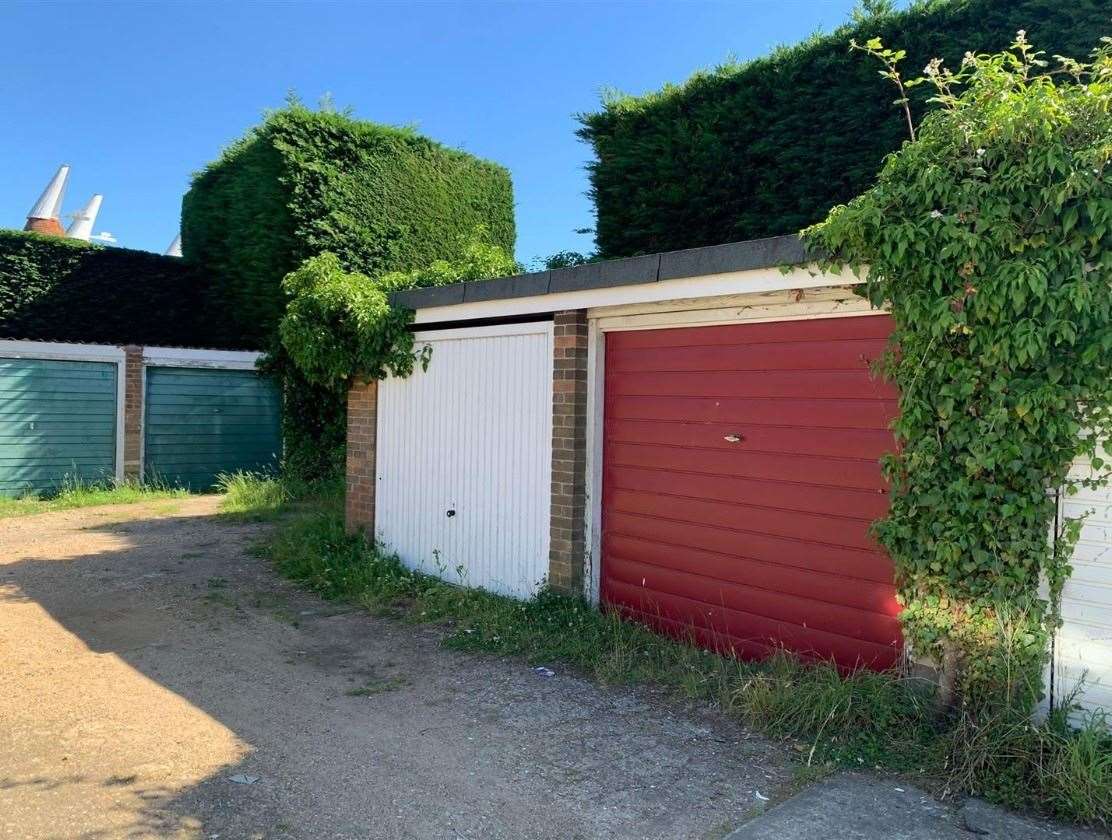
(375, 322), (553, 599)
(1054, 444), (1112, 722)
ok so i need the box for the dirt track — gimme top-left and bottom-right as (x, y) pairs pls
(0, 497), (790, 839)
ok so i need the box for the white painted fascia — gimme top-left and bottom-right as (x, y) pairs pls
(0, 339), (125, 363)
(142, 346), (262, 370)
(410, 264), (858, 325)
(114, 361), (126, 483)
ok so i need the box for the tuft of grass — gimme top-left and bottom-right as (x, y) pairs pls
(936, 702), (1112, 824)
(245, 483), (1112, 828)
(0, 475), (189, 519)
(731, 652), (939, 771)
(217, 470), (341, 521)
(1038, 711), (1112, 823)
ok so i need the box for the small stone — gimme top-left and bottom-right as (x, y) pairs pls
(228, 773), (258, 785)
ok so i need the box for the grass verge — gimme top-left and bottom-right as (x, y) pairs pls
(227, 472), (1112, 827)
(0, 476), (189, 519)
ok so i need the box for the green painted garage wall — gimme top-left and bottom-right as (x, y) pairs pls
(144, 367), (281, 491)
(0, 358), (118, 496)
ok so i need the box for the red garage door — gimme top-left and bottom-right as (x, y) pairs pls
(601, 315), (902, 670)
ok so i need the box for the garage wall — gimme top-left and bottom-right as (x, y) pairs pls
(374, 322), (553, 599)
(1054, 446), (1112, 720)
(0, 341), (272, 497)
(0, 341), (125, 496)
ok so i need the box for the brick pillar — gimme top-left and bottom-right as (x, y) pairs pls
(346, 379), (378, 536)
(123, 345), (143, 479)
(549, 310), (589, 594)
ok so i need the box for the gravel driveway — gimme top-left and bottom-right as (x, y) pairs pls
(0, 497), (792, 839)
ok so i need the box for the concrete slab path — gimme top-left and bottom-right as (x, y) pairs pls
(727, 771), (1105, 839)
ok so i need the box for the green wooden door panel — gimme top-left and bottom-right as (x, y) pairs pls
(144, 367), (281, 491)
(0, 358), (118, 496)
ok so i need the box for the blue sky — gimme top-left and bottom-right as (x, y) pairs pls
(3, 0), (863, 264)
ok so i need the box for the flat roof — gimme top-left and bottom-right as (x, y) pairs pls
(389, 234), (807, 311)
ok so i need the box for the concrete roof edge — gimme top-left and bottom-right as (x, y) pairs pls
(388, 233), (808, 311)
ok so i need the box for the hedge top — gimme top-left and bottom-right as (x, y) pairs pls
(181, 100), (516, 347)
(0, 228), (240, 349)
(577, 0), (1112, 258)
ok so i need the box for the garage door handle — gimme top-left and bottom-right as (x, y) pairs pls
(446, 509), (456, 518)
(723, 433), (744, 443)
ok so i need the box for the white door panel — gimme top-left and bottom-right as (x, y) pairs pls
(375, 323), (553, 599)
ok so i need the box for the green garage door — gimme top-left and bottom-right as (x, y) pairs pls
(144, 367), (281, 491)
(0, 358), (118, 496)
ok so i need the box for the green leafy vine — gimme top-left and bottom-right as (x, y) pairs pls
(807, 35), (1112, 713)
(278, 228), (519, 388)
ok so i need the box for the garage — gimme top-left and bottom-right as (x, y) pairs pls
(346, 232), (1111, 718)
(348, 239), (937, 672)
(0, 343), (122, 496)
(600, 315), (902, 669)
(358, 238), (907, 667)
(143, 366), (281, 491)
(374, 323), (553, 598)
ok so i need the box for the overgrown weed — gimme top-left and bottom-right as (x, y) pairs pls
(217, 470), (341, 520)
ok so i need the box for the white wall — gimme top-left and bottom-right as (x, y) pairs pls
(374, 322), (553, 599)
(1055, 445), (1112, 721)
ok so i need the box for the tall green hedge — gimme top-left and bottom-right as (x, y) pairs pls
(181, 101), (516, 347)
(0, 229), (235, 348)
(182, 101), (516, 478)
(578, 0), (1110, 258)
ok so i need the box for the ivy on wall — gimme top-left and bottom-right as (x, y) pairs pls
(0, 230), (235, 348)
(279, 229), (520, 387)
(807, 36), (1112, 711)
(578, 0), (1111, 259)
(272, 230), (520, 477)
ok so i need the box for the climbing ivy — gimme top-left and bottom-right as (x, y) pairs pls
(278, 253), (418, 388)
(274, 229), (518, 476)
(807, 35), (1112, 712)
(279, 228), (519, 387)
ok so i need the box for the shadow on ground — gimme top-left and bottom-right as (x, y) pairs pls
(0, 499), (789, 840)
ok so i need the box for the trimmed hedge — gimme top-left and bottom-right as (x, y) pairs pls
(0, 229), (237, 348)
(577, 0), (1111, 258)
(182, 102), (516, 478)
(181, 101), (516, 347)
